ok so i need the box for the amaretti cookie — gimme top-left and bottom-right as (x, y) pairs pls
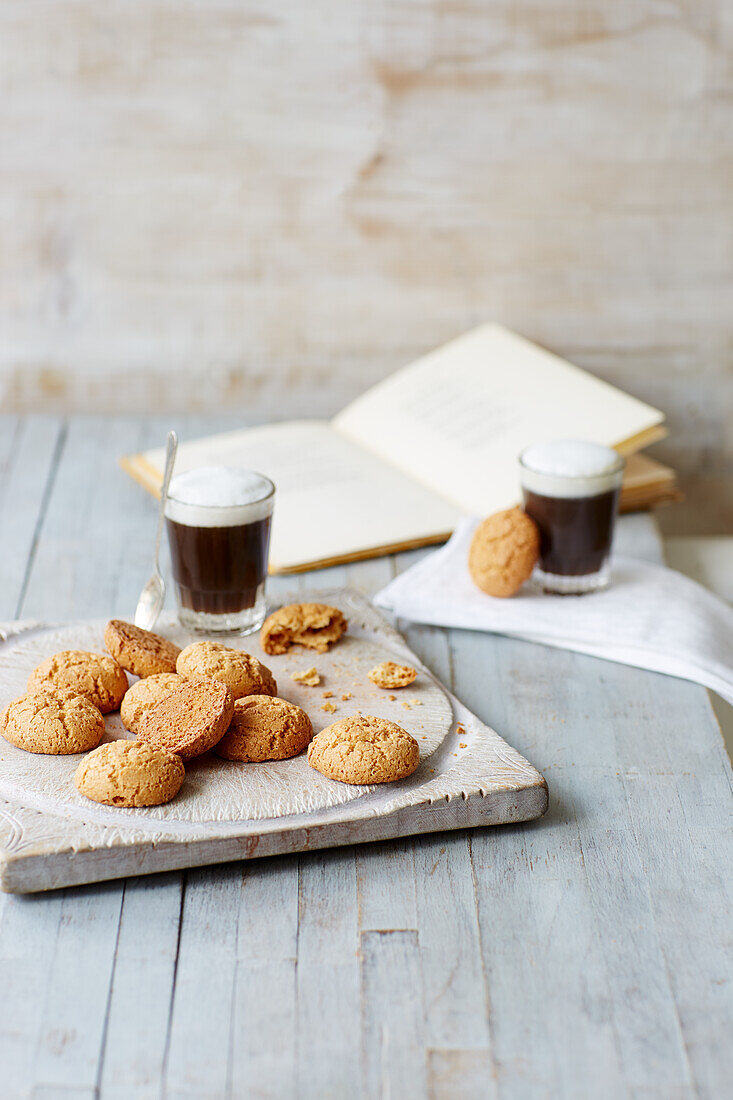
(27, 650), (128, 714)
(104, 620), (181, 678)
(120, 672), (188, 734)
(1, 691), (105, 755)
(368, 661), (418, 690)
(215, 695), (313, 762)
(176, 641), (276, 700)
(75, 740), (185, 807)
(137, 680), (234, 760)
(307, 715), (420, 785)
(468, 506), (540, 598)
(260, 603), (347, 655)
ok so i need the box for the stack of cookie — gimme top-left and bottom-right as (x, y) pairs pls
(1, 602), (423, 811)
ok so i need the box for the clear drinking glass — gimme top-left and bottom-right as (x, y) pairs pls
(164, 466), (275, 634)
(520, 441), (624, 594)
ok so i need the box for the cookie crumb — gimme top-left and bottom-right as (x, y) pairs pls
(401, 701), (411, 710)
(341, 692), (352, 701)
(456, 723), (466, 737)
(322, 690), (334, 699)
(291, 667), (320, 687)
(321, 702), (337, 714)
(388, 694), (396, 701)
(368, 661), (418, 690)
(459, 742), (467, 749)
(412, 699), (423, 706)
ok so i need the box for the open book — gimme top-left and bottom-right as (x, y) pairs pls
(122, 325), (667, 573)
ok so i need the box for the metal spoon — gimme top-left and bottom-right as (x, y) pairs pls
(134, 430), (178, 631)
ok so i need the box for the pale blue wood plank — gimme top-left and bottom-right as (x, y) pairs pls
(459, 624), (726, 1098)
(237, 854), (299, 960)
(31, 883), (124, 1093)
(230, 857), (299, 1098)
(21, 417), (158, 619)
(357, 841), (417, 932)
(428, 1050), (495, 1100)
(295, 848), (363, 1099)
(164, 866), (242, 1099)
(0, 890), (66, 1096)
(0, 415), (65, 619)
(412, 834), (491, 1052)
(98, 874), (183, 1099)
(471, 812), (628, 1099)
(590, 662), (733, 1095)
(361, 931), (428, 1100)
(232, 960), (297, 1099)
(33, 1088), (97, 1100)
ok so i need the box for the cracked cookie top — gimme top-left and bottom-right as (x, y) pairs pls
(27, 650), (128, 714)
(467, 507), (539, 598)
(120, 672), (188, 734)
(176, 641), (276, 699)
(2, 690), (105, 755)
(75, 740), (185, 807)
(215, 694), (313, 762)
(307, 715), (419, 785)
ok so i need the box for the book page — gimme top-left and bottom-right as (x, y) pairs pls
(138, 422), (460, 573)
(334, 324), (665, 516)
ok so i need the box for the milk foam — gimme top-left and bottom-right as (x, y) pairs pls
(520, 440), (624, 499)
(165, 466), (274, 528)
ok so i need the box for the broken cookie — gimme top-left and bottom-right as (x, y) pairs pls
(260, 603), (347, 655)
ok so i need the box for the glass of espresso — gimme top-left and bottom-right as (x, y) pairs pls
(164, 466), (275, 634)
(520, 440), (624, 594)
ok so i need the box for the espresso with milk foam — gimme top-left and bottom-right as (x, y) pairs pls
(520, 441), (624, 584)
(522, 487), (619, 576)
(165, 467), (274, 617)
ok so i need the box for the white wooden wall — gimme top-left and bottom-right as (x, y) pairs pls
(1, 0), (731, 485)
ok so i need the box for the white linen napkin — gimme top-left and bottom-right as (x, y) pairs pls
(374, 519), (733, 704)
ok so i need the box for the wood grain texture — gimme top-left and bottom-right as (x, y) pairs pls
(0, 4), (731, 491)
(0, 414), (731, 1099)
(98, 873), (183, 1098)
(0, 417), (66, 620)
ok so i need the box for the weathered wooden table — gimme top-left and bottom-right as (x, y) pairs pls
(1, 415), (731, 1100)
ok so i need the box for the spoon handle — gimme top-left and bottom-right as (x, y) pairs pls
(154, 430), (178, 574)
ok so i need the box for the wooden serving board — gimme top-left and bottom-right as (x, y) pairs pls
(0, 589), (548, 893)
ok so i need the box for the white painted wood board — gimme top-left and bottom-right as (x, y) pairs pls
(0, 590), (548, 893)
